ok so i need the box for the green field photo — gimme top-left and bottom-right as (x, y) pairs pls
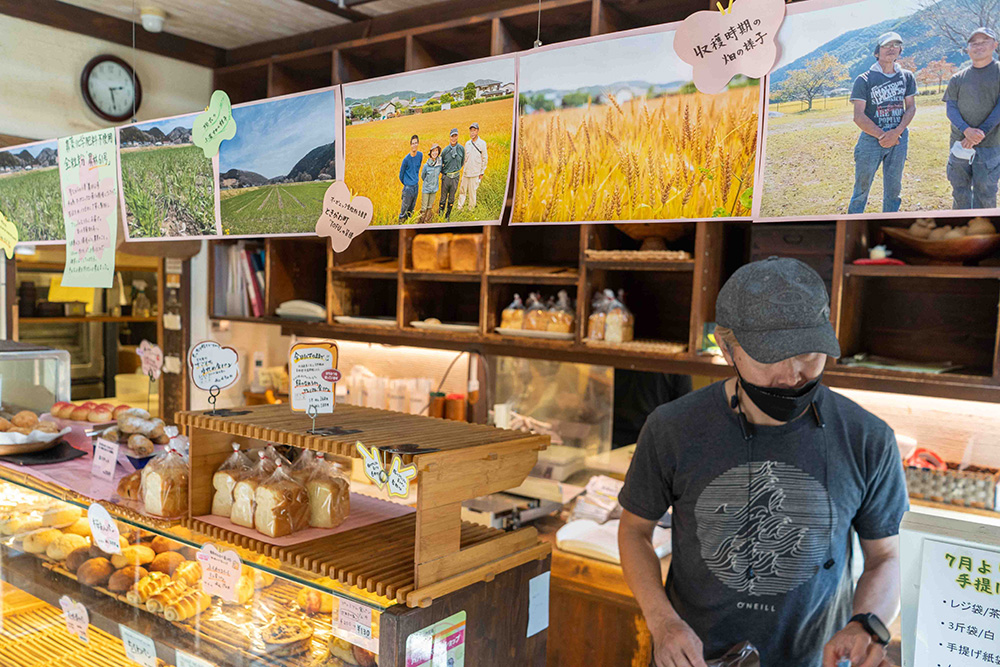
(219, 181), (330, 235)
(0, 140), (63, 242)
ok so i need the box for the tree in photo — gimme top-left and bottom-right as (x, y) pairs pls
(898, 56), (919, 72)
(464, 82), (477, 101)
(441, 92), (454, 103)
(780, 53), (848, 111)
(918, 58), (960, 94)
(919, 0), (1000, 50)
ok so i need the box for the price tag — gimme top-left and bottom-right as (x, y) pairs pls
(119, 624), (156, 667)
(196, 543), (241, 602)
(87, 503), (122, 555)
(289, 341), (339, 414)
(334, 598), (378, 654)
(91, 438), (119, 482)
(59, 595), (89, 643)
(175, 650), (214, 667)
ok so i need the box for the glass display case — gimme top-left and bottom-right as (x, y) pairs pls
(0, 340), (71, 413)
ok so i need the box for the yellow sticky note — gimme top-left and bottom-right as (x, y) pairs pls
(0, 210), (18, 259)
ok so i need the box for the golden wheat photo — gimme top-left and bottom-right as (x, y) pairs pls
(512, 28), (760, 224)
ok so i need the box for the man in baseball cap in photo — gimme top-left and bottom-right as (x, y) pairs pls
(943, 26), (1000, 209)
(619, 257), (906, 667)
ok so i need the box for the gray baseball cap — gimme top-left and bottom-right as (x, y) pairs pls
(969, 27), (998, 42)
(450, 128), (459, 136)
(716, 256), (841, 364)
(470, 122), (479, 129)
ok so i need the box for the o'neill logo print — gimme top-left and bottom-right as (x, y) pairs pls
(694, 461), (834, 597)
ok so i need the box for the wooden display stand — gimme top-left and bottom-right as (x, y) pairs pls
(176, 403), (551, 608)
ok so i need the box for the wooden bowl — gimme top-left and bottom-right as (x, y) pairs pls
(881, 227), (1000, 263)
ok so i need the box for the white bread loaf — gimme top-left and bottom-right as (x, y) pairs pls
(212, 469), (241, 517)
(306, 476), (350, 529)
(254, 478), (309, 538)
(231, 478), (259, 528)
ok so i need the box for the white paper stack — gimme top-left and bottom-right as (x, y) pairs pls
(556, 519), (671, 565)
(570, 475), (625, 523)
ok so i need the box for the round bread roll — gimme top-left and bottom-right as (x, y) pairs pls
(88, 408), (113, 423)
(77, 557), (114, 587)
(69, 407), (91, 421)
(968, 218), (997, 235)
(46, 533), (89, 561)
(22, 527), (63, 554)
(0, 417), (11, 432)
(929, 226), (952, 240)
(150, 535), (185, 554)
(11, 411), (38, 429)
(149, 551), (186, 575)
(127, 434), (154, 457)
(944, 228), (967, 239)
(65, 545), (93, 573)
(145, 419), (166, 439)
(9, 427), (33, 436)
(108, 565), (149, 593)
(118, 415), (144, 435)
(42, 505), (82, 528)
(111, 544), (155, 570)
(64, 517), (92, 538)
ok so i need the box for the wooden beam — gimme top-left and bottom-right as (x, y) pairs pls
(405, 34), (438, 71)
(490, 17), (520, 55)
(590, 0), (630, 34)
(0, 134), (33, 149)
(0, 0), (224, 68)
(285, 0), (369, 22)
(226, 0), (587, 66)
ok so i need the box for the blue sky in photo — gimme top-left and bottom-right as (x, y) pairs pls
(131, 113), (196, 135)
(220, 89), (337, 178)
(344, 59), (515, 102)
(2, 140), (58, 158)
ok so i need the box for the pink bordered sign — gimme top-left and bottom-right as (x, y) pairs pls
(673, 0), (786, 94)
(289, 341), (340, 414)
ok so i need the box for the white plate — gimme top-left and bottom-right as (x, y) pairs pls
(495, 327), (574, 341)
(334, 316), (397, 327)
(409, 321), (479, 333)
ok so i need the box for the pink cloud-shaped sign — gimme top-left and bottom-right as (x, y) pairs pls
(673, 0), (786, 95)
(315, 181), (373, 253)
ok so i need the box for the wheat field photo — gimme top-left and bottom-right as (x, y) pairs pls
(0, 140), (63, 243)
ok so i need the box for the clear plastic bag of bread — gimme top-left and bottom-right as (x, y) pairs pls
(140, 447), (189, 518)
(305, 452), (350, 529)
(231, 451), (276, 528)
(549, 289), (575, 334)
(604, 289), (634, 344)
(254, 460), (310, 538)
(522, 292), (549, 331)
(706, 641), (760, 667)
(212, 443), (252, 517)
(500, 293), (525, 330)
(588, 289), (613, 341)
(290, 448), (319, 485)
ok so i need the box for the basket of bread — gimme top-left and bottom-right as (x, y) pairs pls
(883, 217), (1000, 263)
(0, 409), (71, 455)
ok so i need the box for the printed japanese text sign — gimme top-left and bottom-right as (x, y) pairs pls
(915, 539), (1000, 666)
(88, 503), (122, 555)
(57, 128), (119, 288)
(289, 341), (340, 414)
(188, 340), (240, 391)
(405, 611), (467, 667)
(91, 438), (119, 483)
(59, 595), (89, 643)
(674, 0), (786, 94)
(175, 651), (214, 667)
(334, 598), (379, 654)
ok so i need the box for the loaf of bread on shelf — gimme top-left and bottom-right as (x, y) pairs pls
(163, 589), (211, 622)
(171, 560), (202, 587)
(231, 452), (274, 528)
(140, 448), (188, 518)
(146, 580), (189, 613)
(22, 527), (62, 554)
(306, 457), (350, 530)
(411, 233), (453, 271)
(126, 572), (173, 605)
(65, 546), (93, 573)
(213, 443), (251, 517)
(149, 551), (186, 575)
(42, 504), (82, 528)
(64, 517), (92, 538)
(117, 471), (142, 501)
(262, 617), (314, 657)
(449, 234), (482, 272)
(254, 464), (309, 538)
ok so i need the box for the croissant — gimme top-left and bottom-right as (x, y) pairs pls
(126, 572), (173, 605)
(163, 589), (211, 622)
(171, 561), (202, 587)
(146, 581), (188, 613)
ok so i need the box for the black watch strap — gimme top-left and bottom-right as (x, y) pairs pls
(850, 613), (891, 646)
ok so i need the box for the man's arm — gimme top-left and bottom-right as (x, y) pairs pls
(852, 100), (884, 138)
(481, 141), (488, 176)
(821, 535), (900, 667)
(880, 96), (916, 147)
(399, 157), (407, 184)
(619, 510), (707, 667)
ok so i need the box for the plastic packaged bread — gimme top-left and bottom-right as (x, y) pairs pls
(605, 289), (634, 344)
(254, 462), (309, 538)
(289, 449), (318, 485)
(449, 234), (482, 272)
(305, 453), (351, 529)
(141, 448), (188, 518)
(549, 289), (575, 334)
(232, 451), (276, 528)
(587, 289), (613, 341)
(411, 233), (453, 271)
(212, 443), (251, 517)
(500, 293), (525, 330)
(523, 293), (549, 331)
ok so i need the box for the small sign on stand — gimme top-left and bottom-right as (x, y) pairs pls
(289, 341), (341, 433)
(356, 442), (417, 499)
(136, 340), (163, 415)
(188, 340), (246, 417)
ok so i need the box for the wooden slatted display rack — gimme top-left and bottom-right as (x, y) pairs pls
(176, 403), (551, 608)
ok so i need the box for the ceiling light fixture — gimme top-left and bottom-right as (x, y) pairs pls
(139, 6), (166, 33)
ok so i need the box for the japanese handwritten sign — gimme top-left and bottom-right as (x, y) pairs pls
(289, 341), (340, 414)
(137, 340), (164, 381)
(334, 598), (379, 654)
(88, 502), (122, 555)
(355, 442), (417, 498)
(315, 181), (373, 252)
(0, 210), (17, 259)
(196, 543), (242, 602)
(57, 128), (118, 288)
(193, 90), (237, 159)
(673, 0), (786, 94)
(915, 540), (1000, 666)
(188, 340), (240, 391)
(59, 595), (89, 643)
(405, 611), (467, 667)
(119, 625), (157, 667)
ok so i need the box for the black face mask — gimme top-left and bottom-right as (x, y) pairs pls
(734, 366), (823, 423)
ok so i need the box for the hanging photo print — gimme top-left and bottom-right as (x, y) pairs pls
(117, 112), (220, 240)
(219, 87), (340, 236)
(512, 25), (762, 225)
(757, 0), (1000, 221)
(342, 55), (517, 228)
(0, 139), (64, 243)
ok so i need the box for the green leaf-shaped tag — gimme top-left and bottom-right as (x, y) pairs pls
(193, 90), (237, 159)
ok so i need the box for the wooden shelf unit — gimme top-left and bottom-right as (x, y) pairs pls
(18, 316), (158, 324)
(176, 403), (551, 608)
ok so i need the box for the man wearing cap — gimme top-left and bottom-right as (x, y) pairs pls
(848, 31), (917, 214)
(619, 257), (907, 667)
(439, 129), (465, 221)
(456, 122), (488, 212)
(944, 27), (1000, 209)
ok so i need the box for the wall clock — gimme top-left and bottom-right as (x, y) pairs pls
(80, 55), (142, 123)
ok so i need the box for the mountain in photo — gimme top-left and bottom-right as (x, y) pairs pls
(146, 127), (167, 142)
(770, 0), (973, 88)
(281, 142), (336, 182)
(346, 79), (504, 108)
(15, 150), (32, 164)
(167, 126), (192, 143)
(120, 125), (194, 146)
(220, 168), (269, 189)
(34, 147), (57, 167)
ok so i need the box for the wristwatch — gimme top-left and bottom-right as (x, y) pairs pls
(850, 613), (891, 646)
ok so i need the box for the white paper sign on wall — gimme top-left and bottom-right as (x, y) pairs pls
(196, 543), (242, 602)
(188, 340), (240, 391)
(59, 595), (89, 643)
(119, 624), (157, 667)
(87, 503), (122, 555)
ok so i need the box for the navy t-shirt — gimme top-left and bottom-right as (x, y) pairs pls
(619, 381), (908, 666)
(851, 64), (917, 132)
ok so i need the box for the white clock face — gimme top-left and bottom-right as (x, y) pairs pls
(87, 60), (136, 118)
